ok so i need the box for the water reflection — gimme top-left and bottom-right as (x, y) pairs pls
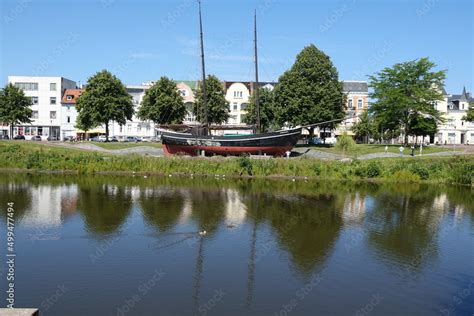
(0, 174), (472, 280)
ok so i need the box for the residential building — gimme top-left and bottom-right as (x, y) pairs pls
(339, 81), (369, 133)
(224, 81), (252, 125)
(434, 87), (474, 145)
(61, 89), (83, 139)
(7, 76), (77, 140)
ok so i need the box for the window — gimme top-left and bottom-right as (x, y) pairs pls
(67, 116), (71, 123)
(50, 111), (57, 119)
(66, 95), (73, 101)
(119, 125), (123, 133)
(14, 82), (38, 91)
(233, 91), (243, 99)
(32, 111), (39, 119)
(348, 99), (353, 109)
(50, 97), (56, 105)
(31, 96), (38, 105)
(179, 89), (187, 97)
(233, 102), (238, 111)
(241, 103), (248, 110)
(50, 83), (57, 91)
(357, 99), (363, 109)
(67, 106), (71, 111)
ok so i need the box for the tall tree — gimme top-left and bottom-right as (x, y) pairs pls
(76, 70), (133, 140)
(0, 83), (33, 137)
(274, 44), (346, 136)
(351, 111), (376, 143)
(75, 109), (94, 141)
(193, 75), (229, 125)
(369, 58), (446, 144)
(138, 77), (186, 125)
(244, 87), (278, 132)
(463, 102), (474, 122)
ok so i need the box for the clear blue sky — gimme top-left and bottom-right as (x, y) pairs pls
(0, 0), (472, 93)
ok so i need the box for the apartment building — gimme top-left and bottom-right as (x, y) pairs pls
(339, 81), (369, 133)
(61, 88), (83, 138)
(7, 76), (77, 140)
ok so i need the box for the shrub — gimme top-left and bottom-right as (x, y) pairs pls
(451, 162), (473, 185)
(335, 133), (355, 154)
(392, 170), (421, 183)
(410, 164), (430, 180)
(366, 161), (381, 178)
(238, 155), (253, 176)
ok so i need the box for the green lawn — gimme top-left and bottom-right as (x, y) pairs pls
(82, 141), (162, 150)
(307, 144), (451, 156)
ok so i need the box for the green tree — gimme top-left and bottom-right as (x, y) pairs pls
(274, 44), (346, 136)
(410, 116), (437, 142)
(138, 77), (186, 124)
(244, 87), (278, 132)
(369, 58), (446, 144)
(351, 111), (376, 143)
(463, 102), (474, 122)
(0, 83), (33, 137)
(193, 75), (229, 125)
(75, 109), (94, 140)
(76, 70), (134, 140)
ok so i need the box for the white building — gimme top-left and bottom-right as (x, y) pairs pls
(434, 87), (474, 145)
(61, 89), (83, 138)
(7, 76), (77, 140)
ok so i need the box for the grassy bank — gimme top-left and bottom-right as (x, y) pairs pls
(305, 144), (450, 156)
(0, 142), (472, 185)
(84, 141), (162, 150)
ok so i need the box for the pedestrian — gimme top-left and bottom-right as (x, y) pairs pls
(384, 145), (388, 153)
(419, 144), (423, 155)
(399, 146), (404, 157)
(410, 145), (415, 156)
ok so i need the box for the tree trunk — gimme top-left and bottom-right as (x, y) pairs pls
(9, 123), (13, 138)
(105, 122), (109, 142)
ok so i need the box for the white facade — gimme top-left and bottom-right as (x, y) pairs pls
(225, 82), (251, 125)
(7, 76), (76, 140)
(434, 88), (474, 145)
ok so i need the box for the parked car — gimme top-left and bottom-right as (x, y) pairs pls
(90, 136), (99, 142)
(47, 136), (59, 141)
(0, 135), (10, 140)
(109, 136), (118, 142)
(63, 136), (75, 142)
(308, 137), (323, 145)
(31, 135), (42, 141)
(97, 135), (107, 142)
(124, 136), (141, 143)
(13, 135), (25, 140)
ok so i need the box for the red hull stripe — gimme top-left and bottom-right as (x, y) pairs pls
(163, 144), (293, 156)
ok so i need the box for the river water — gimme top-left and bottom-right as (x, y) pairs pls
(0, 173), (473, 315)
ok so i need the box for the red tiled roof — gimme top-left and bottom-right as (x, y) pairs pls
(62, 89), (84, 104)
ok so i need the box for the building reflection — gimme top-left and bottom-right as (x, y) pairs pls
(139, 187), (184, 232)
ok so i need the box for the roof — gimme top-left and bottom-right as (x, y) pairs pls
(448, 87), (474, 103)
(176, 81), (199, 90)
(343, 81), (368, 93)
(61, 89), (84, 104)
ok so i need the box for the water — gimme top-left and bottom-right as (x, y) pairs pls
(0, 173), (473, 316)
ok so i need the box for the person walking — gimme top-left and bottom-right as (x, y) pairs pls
(419, 144), (423, 155)
(385, 145), (388, 153)
(410, 145), (415, 156)
(399, 146), (404, 157)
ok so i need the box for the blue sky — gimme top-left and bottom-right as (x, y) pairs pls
(0, 0), (472, 93)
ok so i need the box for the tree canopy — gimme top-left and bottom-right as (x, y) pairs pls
(351, 111), (377, 143)
(193, 75), (229, 125)
(76, 70), (134, 138)
(463, 102), (474, 122)
(368, 58), (446, 144)
(137, 77), (186, 125)
(0, 83), (33, 136)
(273, 44), (346, 134)
(244, 87), (278, 132)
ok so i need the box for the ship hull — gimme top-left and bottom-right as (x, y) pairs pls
(161, 128), (302, 156)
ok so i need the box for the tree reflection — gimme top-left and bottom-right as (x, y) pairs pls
(0, 181), (31, 222)
(189, 188), (226, 235)
(139, 188), (184, 232)
(245, 192), (344, 276)
(366, 185), (445, 274)
(77, 182), (132, 236)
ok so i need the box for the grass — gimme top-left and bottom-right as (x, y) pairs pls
(305, 144), (451, 157)
(0, 141), (472, 186)
(81, 141), (162, 150)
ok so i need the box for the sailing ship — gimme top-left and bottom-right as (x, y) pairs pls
(161, 2), (302, 156)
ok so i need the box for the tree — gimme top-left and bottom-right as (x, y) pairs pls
(410, 116), (437, 143)
(351, 111), (376, 143)
(137, 77), (186, 125)
(75, 109), (94, 140)
(463, 102), (474, 122)
(369, 58), (446, 144)
(274, 44), (346, 137)
(0, 83), (33, 137)
(76, 70), (133, 140)
(193, 75), (229, 125)
(244, 87), (278, 132)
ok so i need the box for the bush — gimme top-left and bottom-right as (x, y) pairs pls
(335, 133), (355, 153)
(238, 155), (253, 176)
(392, 170), (421, 183)
(410, 164), (430, 180)
(451, 162), (473, 185)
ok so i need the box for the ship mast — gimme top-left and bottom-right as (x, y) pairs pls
(254, 10), (261, 133)
(198, 0), (208, 131)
